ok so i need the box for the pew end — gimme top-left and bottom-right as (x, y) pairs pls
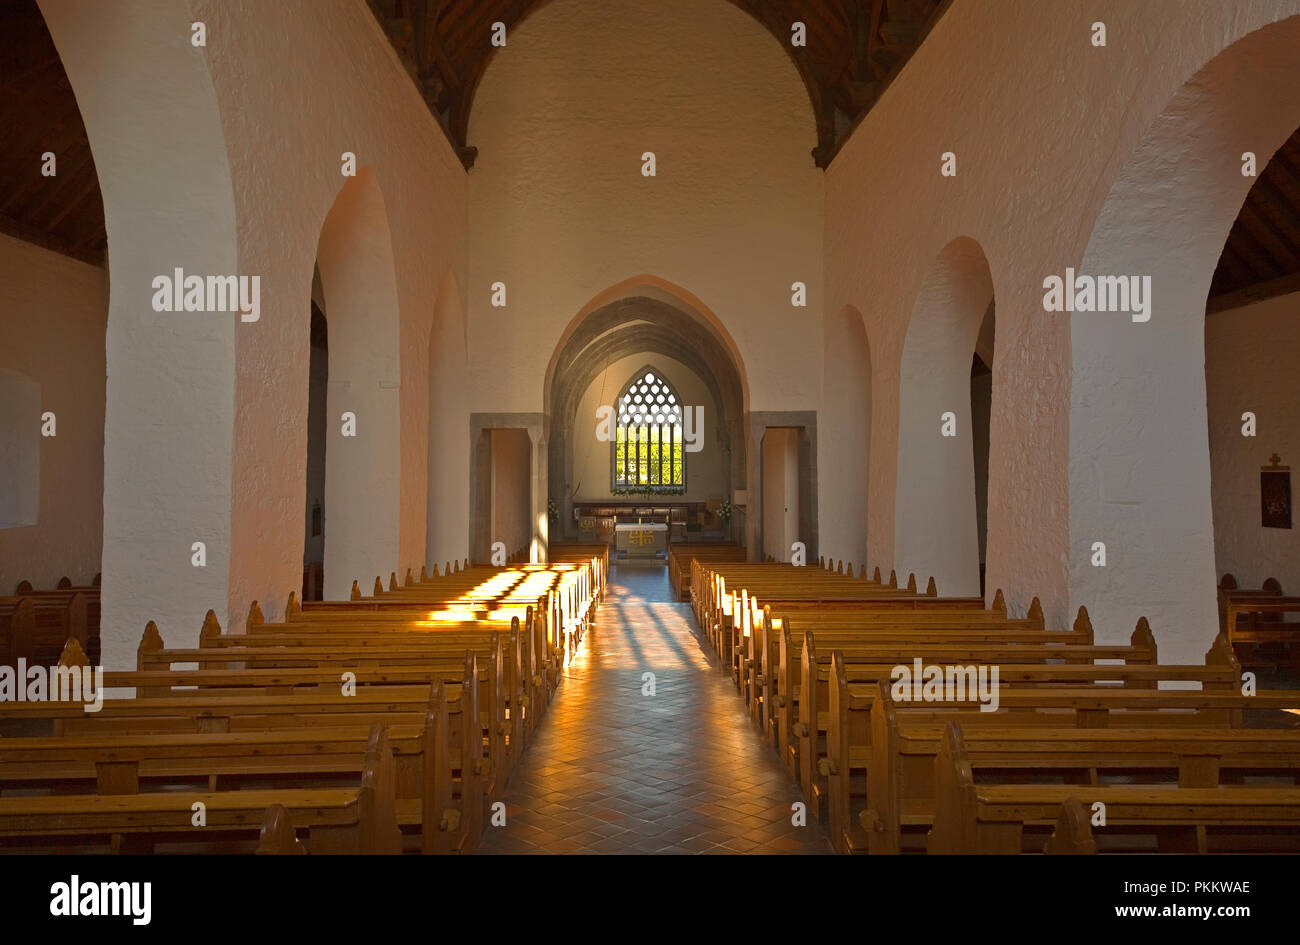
(1026, 597), (1044, 629)
(136, 621), (164, 671)
(1073, 606), (1094, 645)
(991, 588), (1006, 617)
(58, 636), (89, 667)
(1043, 797), (1097, 854)
(256, 804), (307, 854)
(1130, 617), (1157, 664)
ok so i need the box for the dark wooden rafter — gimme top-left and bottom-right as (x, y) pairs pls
(1210, 127), (1300, 307)
(367, 0), (948, 169)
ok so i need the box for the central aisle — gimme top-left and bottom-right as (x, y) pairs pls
(478, 561), (833, 854)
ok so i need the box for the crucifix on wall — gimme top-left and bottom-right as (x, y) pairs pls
(1261, 454), (1291, 529)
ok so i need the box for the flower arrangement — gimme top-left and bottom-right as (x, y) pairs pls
(547, 498), (559, 523)
(717, 500), (733, 524)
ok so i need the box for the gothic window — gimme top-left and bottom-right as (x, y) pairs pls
(612, 369), (685, 492)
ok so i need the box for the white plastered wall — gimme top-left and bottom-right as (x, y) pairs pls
(467, 0), (822, 418)
(196, 0), (468, 630)
(42, 0), (241, 668)
(0, 234), (107, 587)
(894, 238), (990, 598)
(316, 170), (402, 601)
(42, 0), (469, 665)
(1207, 291), (1300, 594)
(819, 306), (872, 569)
(824, 0), (1300, 664)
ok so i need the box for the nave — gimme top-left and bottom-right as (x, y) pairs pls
(479, 561), (831, 855)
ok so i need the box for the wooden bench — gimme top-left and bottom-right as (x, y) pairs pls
(865, 681), (1300, 853)
(827, 651), (1300, 853)
(927, 722), (1300, 854)
(0, 591), (92, 666)
(0, 723), (404, 854)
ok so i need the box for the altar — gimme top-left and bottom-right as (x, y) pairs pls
(614, 522), (668, 557)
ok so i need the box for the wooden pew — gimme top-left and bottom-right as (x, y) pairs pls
(826, 650), (1300, 853)
(0, 591), (91, 666)
(0, 723), (404, 854)
(668, 542), (746, 601)
(799, 617), (1178, 827)
(5, 645), (486, 853)
(138, 616), (515, 793)
(1219, 575), (1300, 665)
(865, 678), (1300, 854)
(927, 722), (1300, 854)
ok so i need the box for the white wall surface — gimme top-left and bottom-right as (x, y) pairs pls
(0, 235), (106, 590)
(467, 0), (823, 417)
(1207, 290), (1300, 592)
(824, 0), (1300, 664)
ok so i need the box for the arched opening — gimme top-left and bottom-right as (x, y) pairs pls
(542, 277), (757, 587)
(313, 169), (403, 601)
(546, 286), (748, 550)
(301, 280), (328, 601)
(1203, 125), (1300, 673)
(0, 0), (108, 656)
(821, 305), (872, 569)
(895, 237), (993, 598)
(1070, 15), (1300, 665)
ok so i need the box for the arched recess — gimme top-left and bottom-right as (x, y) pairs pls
(314, 169), (402, 601)
(40, 0), (240, 669)
(895, 237), (993, 598)
(426, 268), (469, 574)
(821, 305), (872, 569)
(545, 279), (749, 549)
(1070, 14), (1300, 666)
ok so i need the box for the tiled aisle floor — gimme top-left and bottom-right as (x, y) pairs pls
(477, 559), (833, 854)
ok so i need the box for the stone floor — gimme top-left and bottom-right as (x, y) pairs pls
(477, 557), (833, 854)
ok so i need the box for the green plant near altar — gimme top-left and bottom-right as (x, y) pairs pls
(717, 500), (732, 523)
(547, 497), (559, 523)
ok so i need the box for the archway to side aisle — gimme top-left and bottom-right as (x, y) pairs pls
(40, 0), (240, 669)
(894, 237), (993, 599)
(1070, 14), (1300, 667)
(820, 305), (872, 570)
(1205, 126), (1300, 618)
(313, 169), (402, 601)
(0, 0), (108, 612)
(545, 278), (751, 566)
(301, 283), (327, 601)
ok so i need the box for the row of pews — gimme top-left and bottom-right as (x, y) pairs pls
(0, 557), (602, 854)
(667, 541), (746, 601)
(690, 556), (1300, 854)
(1218, 573), (1300, 667)
(0, 574), (102, 667)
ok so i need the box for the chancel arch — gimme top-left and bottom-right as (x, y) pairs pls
(545, 285), (748, 546)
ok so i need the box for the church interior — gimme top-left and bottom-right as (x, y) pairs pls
(5, 0), (1300, 867)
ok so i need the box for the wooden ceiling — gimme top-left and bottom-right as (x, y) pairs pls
(2, 0), (1298, 312)
(1207, 128), (1300, 311)
(0, 0), (105, 266)
(366, 0), (951, 169)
